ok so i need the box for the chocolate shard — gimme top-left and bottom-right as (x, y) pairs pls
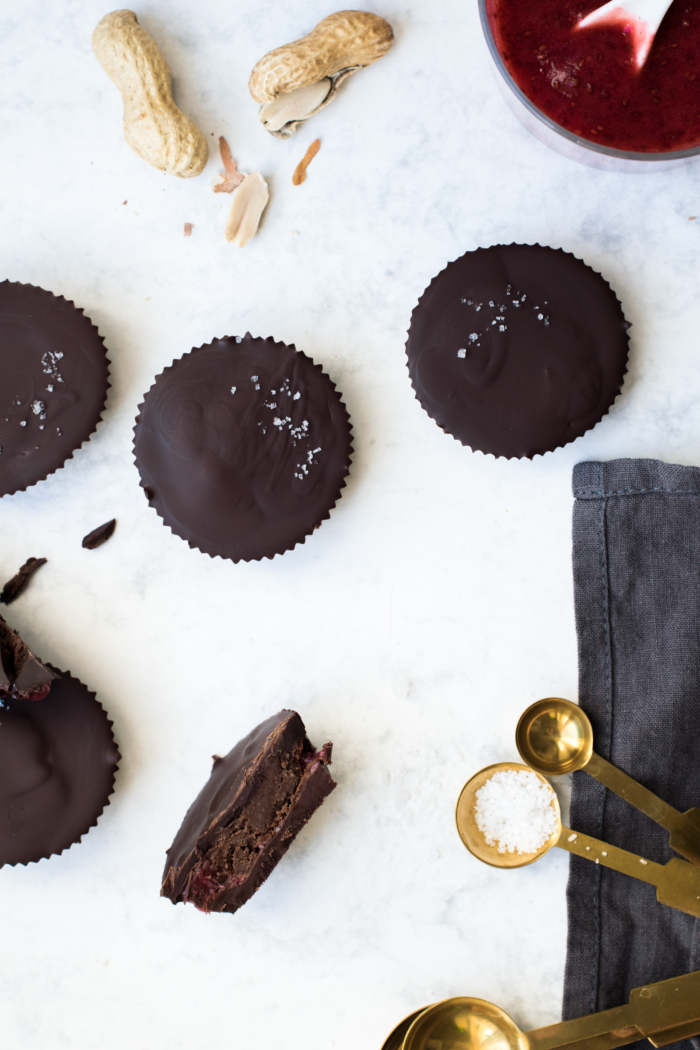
(0, 557), (47, 605)
(82, 519), (116, 550)
(161, 710), (336, 914)
(0, 614), (58, 701)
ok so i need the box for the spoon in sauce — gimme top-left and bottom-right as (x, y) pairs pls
(380, 970), (700, 1050)
(515, 698), (700, 868)
(576, 0), (673, 69)
(456, 762), (700, 919)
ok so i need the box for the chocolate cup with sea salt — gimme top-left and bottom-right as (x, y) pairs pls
(133, 334), (353, 561)
(0, 281), (111, 496)
(406, 244), (630, 459)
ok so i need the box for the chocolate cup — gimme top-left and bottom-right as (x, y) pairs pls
(161, 710), (336, 915)
(405, 244), (630, 460)
(0, 281), (111, 497)
(132, 334), (353, 562)
(0, 668), (120, 867)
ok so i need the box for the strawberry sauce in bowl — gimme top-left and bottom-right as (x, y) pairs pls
(480, 0), (700, 167)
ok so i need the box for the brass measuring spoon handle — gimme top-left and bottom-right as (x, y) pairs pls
(556, 828), (700, 918)
(526, 971), (700, 1050)
(586, 752), (680, 827)
(585, 755), (700, 867)
(526, 1004), (639, 1050)
(556, 826), (663, 886)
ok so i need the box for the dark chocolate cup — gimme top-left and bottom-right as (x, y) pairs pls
(161, 710), (336, 915)
(0, 281), (111, 497)
(405, 244), (630, 460)
(0, 668), (120, 867)
(132, 334), (353, 562)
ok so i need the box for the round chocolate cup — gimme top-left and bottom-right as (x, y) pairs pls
(133, 334), (353, 562)
(405, 244), (630, 460)
(0, 668), (120, 867)
(0, 281), (111, 497)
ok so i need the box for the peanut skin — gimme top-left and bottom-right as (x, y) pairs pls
(92, 10), (208, 178)
(249, 10), (394, 105)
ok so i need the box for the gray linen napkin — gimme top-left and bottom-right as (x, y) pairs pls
(563, 459), (700, 1050)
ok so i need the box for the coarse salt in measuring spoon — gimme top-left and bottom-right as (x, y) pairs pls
(475, 769), (558, 854)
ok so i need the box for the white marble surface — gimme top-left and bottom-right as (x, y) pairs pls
(2, 2), (700, 1047)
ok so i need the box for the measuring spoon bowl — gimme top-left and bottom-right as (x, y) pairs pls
(389, 969), (700, 1050)
(381, 1009), (428, 1050)
(456, 762), (561, 869)
(457, 763), (700, 918)
(516, 698), (593, 776)
(516, 699), (700, 869)
(403, 997), (528, 1050)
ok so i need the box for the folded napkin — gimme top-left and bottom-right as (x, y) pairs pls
(564, 459), (700, 1050)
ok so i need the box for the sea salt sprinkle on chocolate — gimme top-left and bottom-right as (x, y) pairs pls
(475, 769), (558, 854)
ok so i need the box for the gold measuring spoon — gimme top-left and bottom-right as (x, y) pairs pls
(515, 698), (700, 868)
(456, 763), (700, 918)
(381, 969), (700, 1050)
(381, 1010), (426, 1050)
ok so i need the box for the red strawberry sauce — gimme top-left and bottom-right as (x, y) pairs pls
(487, 0), (700, 152)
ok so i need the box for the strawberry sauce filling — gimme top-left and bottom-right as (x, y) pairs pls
(488, 0), (700, 152)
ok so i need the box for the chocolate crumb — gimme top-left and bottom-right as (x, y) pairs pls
(1, 557), (47, 605)
(82, 519), (116, 550)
